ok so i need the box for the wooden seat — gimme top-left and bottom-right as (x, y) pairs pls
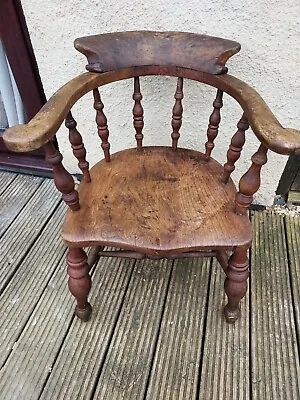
(4, 31), (300, 325)
(63, 147), (252, 252)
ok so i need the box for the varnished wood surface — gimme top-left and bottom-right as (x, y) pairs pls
(3, 67), (300, 155)
(75, 31), (240, 75)
(62, 147), (252, 252)
(1, 173), (300, 399)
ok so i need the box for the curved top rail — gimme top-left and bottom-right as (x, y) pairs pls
(74, 31), (241, 75)
(3, 67), (300, 155)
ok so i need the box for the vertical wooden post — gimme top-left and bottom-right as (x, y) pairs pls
(93, 88), (111, 162)
(171, 77), (184, 150)
(235, 144), (268, 214)
(204, 89), (223, 159)
(222, 113), (249, 183)
(44, 141), (80, 211)
(133, 77), (144, 150)
(67, 247), (92, 321)
(65, 111), (91, 183)
(224, 245), (250, 323)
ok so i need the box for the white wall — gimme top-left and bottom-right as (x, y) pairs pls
(22, 0), (300, 205)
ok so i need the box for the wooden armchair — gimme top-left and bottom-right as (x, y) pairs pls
(4, 32), (300, 324)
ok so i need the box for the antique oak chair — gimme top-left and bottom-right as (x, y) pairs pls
(4, 32), (300, 324)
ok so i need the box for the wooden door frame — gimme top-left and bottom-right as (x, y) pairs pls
(0, 0), (52, 174)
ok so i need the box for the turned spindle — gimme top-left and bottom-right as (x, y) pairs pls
(44, 141), (80, 211)
(204, 89), (223, 159)
(171, 77), (184, 150)
(65, 111), (91, 183)
(67, 247), (92, 321)
(222, 113), (249, 183)
(235, 144), (268, 215)
(224, 245), (250, 323)
(133, 77), (144, 150)
(93, 88), (111, 162)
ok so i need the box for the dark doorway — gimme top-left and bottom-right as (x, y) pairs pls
(0, 0), (51, 174)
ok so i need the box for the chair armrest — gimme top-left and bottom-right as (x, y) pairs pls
(3, 72), (102, 152)
(4, 67), (300, 156)
(217, 74), (300, 155)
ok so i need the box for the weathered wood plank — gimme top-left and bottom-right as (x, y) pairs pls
(251, 211), (300, 399)
(285, 214), (300, 342)
(199, 259), (250, 400)
(40, 255), (135, 399)
(145, 258), (210, 400)
(0, 179), (60, 291)
(0, 253), (134, 400)
(0, 174), (43, 237)
(0, 255), (72, 400)
(287, 190), (300, 204)
(92, 259), (173, 399)
(0, 203), (66, 368)
(0, 171), (17, 195)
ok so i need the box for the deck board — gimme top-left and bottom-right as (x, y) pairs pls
(145, 258), (210, 400)
(0, 203), (66, 368)
(93, 259), (173, 400)
(251, 211), (300, 399)
(0, 179), (60, 292)
(0, 172), (300, 400)
(0, 171), (17, 195)
(286, 214), (300, 342)
(198, 260), (250, 400)
(40, 256), (136, 400)
(0, 174), (43, 237)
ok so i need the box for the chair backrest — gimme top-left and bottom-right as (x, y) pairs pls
(74, 31), (241, 75)
(6, 31), (299, 216)
(69, 32), (262, 216)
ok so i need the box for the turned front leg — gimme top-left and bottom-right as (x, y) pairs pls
(67, 247), (92, 321)
(224, 245), (250, 323)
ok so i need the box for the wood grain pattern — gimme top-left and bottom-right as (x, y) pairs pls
(93, 88), (111, 162)
(222, 113), (249, 183)
(75, 31), (240, 75)
(62, 146), (252, 252)
(133, 76), (144, 150)
(235, 144), (268, 215)
(65, 111), (91, 182)
(3, 67), (300, 155)
(171, 77), (183, 149)
(44, 141), (80, 211)
(204, 89), (223, 159)
(0, 174), (300, 399)
(251, 211), (300, 399)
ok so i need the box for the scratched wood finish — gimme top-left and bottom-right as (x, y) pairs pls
(132, 76), (144, 150)
(65, 111), (91, 182)
(93, 87), (111, 162)
(171, 77), (183, 150)
(75, 31), (241, 74)
(222, 113), (249, 183)
(62, 146), (252, 252)
(2, 32), (300, 327)
(44, 141), (80, 211)
(1, 174), (300, 399)
(204, 89), (223, 159)
(4, 68), (300, 155)
(235, 144), (268, 215)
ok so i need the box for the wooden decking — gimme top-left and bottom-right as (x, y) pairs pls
(0, 171), (299, 399)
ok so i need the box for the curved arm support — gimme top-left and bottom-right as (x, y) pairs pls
(3, 67), (300, 155)
(215, 74), (300, 155)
